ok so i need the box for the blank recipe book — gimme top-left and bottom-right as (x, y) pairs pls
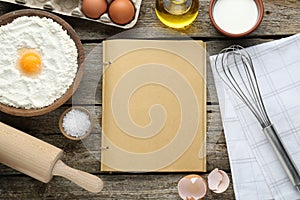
(101, 39), (206, 172)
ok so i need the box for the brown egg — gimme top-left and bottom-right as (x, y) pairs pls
(108, 0), (135, 25)
(82, 0), (108, 19)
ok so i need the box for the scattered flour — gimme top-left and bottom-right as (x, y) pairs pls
(0, 16), (78, 109)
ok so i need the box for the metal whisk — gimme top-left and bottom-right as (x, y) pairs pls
(215, 45), (300, 192)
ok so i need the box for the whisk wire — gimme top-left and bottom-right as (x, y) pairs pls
(241, 48), (271, 127)
(216, 54), (264, 125)
(215, 45), (271, 127)
(239, 51), (269, 126)
(215, 45), (300, 191)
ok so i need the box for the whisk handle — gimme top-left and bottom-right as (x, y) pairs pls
(263, 124), (300, 192)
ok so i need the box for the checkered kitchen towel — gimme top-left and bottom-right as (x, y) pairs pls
(210, 34), (300, 199)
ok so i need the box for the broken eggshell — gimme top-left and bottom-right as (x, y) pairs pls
(207, 168), (230, 193)
(178, 174), (207, 200)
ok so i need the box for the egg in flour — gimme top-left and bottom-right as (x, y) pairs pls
(0, 16), (78, 109)
(17, 49), (42, 77)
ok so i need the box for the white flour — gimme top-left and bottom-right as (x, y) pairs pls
(213, 0), (258, 34)
(0, 16), (78, 109)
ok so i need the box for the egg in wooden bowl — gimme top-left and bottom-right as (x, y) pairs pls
(0, 9), (84, 117)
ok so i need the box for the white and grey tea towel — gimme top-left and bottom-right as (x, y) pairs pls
(210, 34), (300, 199)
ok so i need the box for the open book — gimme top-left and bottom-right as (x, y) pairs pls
(101, 39), (206, 172)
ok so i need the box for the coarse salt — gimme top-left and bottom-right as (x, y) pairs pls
(62, 109), (91, 138)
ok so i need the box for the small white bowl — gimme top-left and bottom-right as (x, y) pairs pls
(209, 0), (264, 37)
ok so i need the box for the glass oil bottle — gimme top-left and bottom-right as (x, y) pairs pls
(155, 0), (199, 28)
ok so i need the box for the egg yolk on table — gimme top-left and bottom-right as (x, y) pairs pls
(18, 50), (42, 76)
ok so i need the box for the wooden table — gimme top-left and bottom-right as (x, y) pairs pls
(0, 0), (299, 199)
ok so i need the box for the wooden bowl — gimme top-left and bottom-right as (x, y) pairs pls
(0, 9), (84, 117)
(58, 106), (94, 141)
(209, 0), (264, 37)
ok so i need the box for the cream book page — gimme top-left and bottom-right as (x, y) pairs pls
(101, 40), (206, 172)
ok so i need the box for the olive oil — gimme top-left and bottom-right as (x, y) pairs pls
(155, 0), (199, 29)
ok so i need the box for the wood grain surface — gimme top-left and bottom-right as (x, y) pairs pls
(0, 0), (299, 199)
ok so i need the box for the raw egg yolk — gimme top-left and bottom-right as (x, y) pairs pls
(20, 52), (42, 75)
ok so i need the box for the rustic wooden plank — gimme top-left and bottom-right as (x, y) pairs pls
(67, 44), (103, 105)
(0, 140), (229, 175)
(0, 41), (270, 109)
(0, 104), (229, 174)
(67, 39), (274, 105)
(45, 0), (300, 40)
(2, 1), (293, 198)
(2, 39), (280, 181)
(0, 106), (101, 135)
(0, 1), (298, 40)
(0, 173), (234, 199)
(0, 1), (18, 12)
(0, 104), (223, 137)
(0, 104), (222, 134)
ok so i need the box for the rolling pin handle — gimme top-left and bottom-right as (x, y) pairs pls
(52, 160), (104, 193)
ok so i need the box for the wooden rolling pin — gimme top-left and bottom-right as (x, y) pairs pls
(0, 122), (103, 193)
